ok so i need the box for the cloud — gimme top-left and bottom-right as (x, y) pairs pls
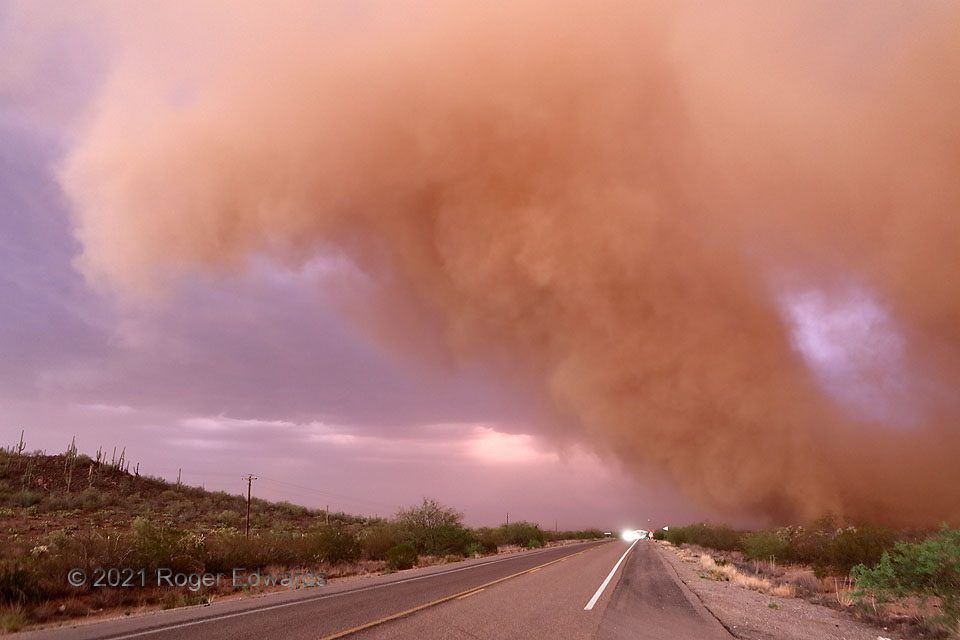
(468, 427), (551, 465)
(28, 0), (960, 525)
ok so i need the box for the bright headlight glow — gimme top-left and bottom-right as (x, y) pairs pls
(621, 529), (642, 542)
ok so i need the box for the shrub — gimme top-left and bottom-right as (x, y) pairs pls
(129, 519), (201, 573)
(665, 528), (688, 546)
(314, 529), (361, 564)
(743, 531), (789, 562)
(666, 524), (741, 551)
(0, 564), (40, 604)
(479, 538), (498, 554)
(215, 510), (242, 529)
(551, 529), (603, 541)
(40, 531), (136, 596)
(496, 522), (546, 548)
(0, 606), (28, 633)
(166, 501), (197, 519)
(203, 533), (259, 574)
(395, 499), (467, 556)
(781, 529), (830, 568)
(853, 526), (960, 630)
(464, 538), (499, 556)
(528, 538), (544, 549)
(362, 525), (400, 560)
(385, 544), (418, 571)
(691, 524), (742, 551)
(272, 501), (309, 519)
(828, 526), (899, 573)
(11, 491), (42, 508)
(425, 524), (472, 556)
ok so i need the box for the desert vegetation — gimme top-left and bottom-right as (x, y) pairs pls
(658, 519), (960, 637)
(0, 437), (602, 632)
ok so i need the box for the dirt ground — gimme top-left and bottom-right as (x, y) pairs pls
(655, 542), (911, 640)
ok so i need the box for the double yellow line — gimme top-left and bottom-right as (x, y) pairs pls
(319, 548), (589, 639)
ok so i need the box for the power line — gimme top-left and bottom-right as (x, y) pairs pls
(255, 476), (402, 511)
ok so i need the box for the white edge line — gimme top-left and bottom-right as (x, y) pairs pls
(583, 540), (638, 611)
(92, 542), (600, 640)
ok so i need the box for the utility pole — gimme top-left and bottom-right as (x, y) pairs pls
(506, 512), (509, 526)
(244, 475), (258, 537)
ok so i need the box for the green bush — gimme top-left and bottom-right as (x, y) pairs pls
(202, 533), (259, 574)
(853, 526), (960, 630)
(695, 524), (742, 551)
(38, 530), (137, 599)
(653, 529), (665, 541)
(464, 538), (499, 556)
(479, 538), (498, 554)
(363, 525), (400, 560)
(129, 518), (201, 573)
(781, 529), (830, 568)
(666, 524), (741, 551)
(743, 531), (789, 562)
(550, 528), (604, 541)
(395, 499), (469, 556)
(828, 526), (899, 573)
(665, 528), (687, 545)
(415, 523), (472, 557)
(528, 538), (544, 549)
(496, 522), (546, 548)
(385, 544), (418, 571)
(272, 501), (309, 519)
(314, 529), (361, 564)
(215, 510), (242, 529)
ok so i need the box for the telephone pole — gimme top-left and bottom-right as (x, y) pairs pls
(244, 475), (258, 537)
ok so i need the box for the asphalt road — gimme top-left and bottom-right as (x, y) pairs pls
(598, 541), (731, 640)
(23, 540), (733, 640)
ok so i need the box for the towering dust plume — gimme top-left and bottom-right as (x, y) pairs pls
(60, 1), (960, 525)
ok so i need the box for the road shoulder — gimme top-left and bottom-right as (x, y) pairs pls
(655, 543), (901, 640)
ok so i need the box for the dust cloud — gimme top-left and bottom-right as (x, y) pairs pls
(59, 1), (960, 525)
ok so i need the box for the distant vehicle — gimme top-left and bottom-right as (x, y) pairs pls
(603, 532), (614, 537)
(622, 529), (648, 541)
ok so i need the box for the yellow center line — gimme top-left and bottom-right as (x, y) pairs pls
(318, 547), (593, 640)
(456, 588), (485, 600)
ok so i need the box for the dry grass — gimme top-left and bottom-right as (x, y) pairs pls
(833, 576), (856, 606)
(700, 554), (796, 598)
(781, 568), (819, 595)
(0, 606), (27, 633)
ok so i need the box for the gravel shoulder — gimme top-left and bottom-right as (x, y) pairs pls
(654, 542), (902, 640)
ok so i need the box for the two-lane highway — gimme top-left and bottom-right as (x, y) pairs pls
(22, 540), (732, 640)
